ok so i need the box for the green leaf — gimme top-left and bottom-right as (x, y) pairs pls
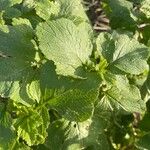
(0, 19), (38, 106)
(0, 0), (22, 11)
(48, 89), (96, 122)
(21, 0), (35, 12)
(139, 112), (150, 132)
(45, 109), (110, 150)
(35, 0), (59, 20)
(14, 107), (49, 146)
(96, 31), (150, 75)
(34, 144), (49, 150)
(140, 0), (150, 19)
(3, 7), (21, 19)
(47, 71), (102, 122)
(103, 0), (137, 30)
(103, 74), (146, 113)
(39, 106), (50, 135)
(21, 0), (59, 20)
(40, 61), (73, 101)
(35, 106), (50, 144)
(22, 0), (88, 24)
(39, 59), (102, 122)
(10, 142), (31, 150)
(9, 70), (37, 106)
(0, 102), (11, 127)
(0, 18), (34, 81)
(36, 18), (93, 78)
(12, 17), (33, 27)
(27, 79), (41, 104)
(0, 125), (15, 149)
(0, 124), (31, 149)
(136, 133), (150, 150)
(56, 0), (88, 21)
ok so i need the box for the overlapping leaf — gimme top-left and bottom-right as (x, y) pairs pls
(0, 0), (150, 149)
(103, 0), (137, 30)
(40, 61), (102, 122)
(14, 107), (50, 146)
(102, 74), (146, 113)
(0, 125), (30, 150)
(96, 31), (150, 75)
(0, 18), (37, 106)
(44, 105), (110, 150)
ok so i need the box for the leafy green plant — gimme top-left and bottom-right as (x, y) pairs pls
(0, 0), (150, 149)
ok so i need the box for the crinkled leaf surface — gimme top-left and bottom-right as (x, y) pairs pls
(96, 32), (150, 75)
(0, 0), (150, 148)
(40, 61), (71, 89)
(103, 74), (146, 113)
(140, 69), (150, 101)
(48, 89), (96, 122)
(40, 60), (102, 122)
(35, 0), (59, 20)
(39, 106), (50, 136)
(14, 107), (50, 146)
(56, 0), (88, 21)
(0, 124), (30, 150)
(45, 106), (110, 150)
(140, 0), (150, 19)
(40, 62), (101, 121)
(0, 18), (35, 81)
(37, 18), (93, 78)
(46, 70), (102, 122)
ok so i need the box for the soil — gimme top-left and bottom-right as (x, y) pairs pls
(83, 0), (110, 32)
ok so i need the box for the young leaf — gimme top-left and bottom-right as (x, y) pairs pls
(27, 79), (41, 104)
(14, 108), (49, 146)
